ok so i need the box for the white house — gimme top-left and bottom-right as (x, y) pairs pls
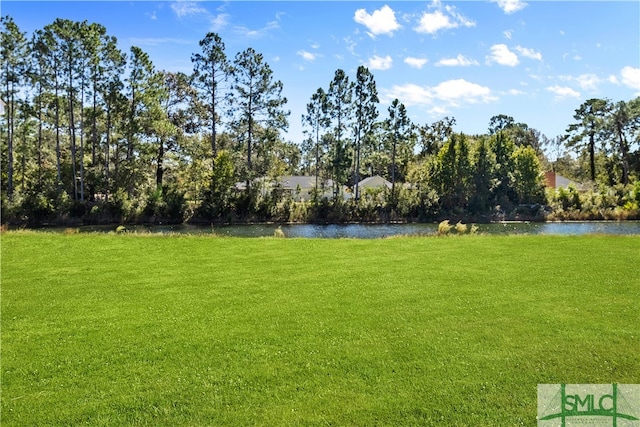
(279, 175), (317, 201)
(357, 175), (392, 191)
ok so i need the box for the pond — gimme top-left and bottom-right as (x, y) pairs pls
(76, 221), (640, 238)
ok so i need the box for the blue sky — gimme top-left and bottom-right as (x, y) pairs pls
(5, 0), (640, 147)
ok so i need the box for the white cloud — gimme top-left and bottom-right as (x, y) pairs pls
(366, 55), (393, 70)
(171, 1), (207, 18)
(414, 1), (475, 35)
(507, 89), (526, 95)
(493, 0), (528, 14)
(559, 74), (601, 91)
(344, 37), (358, 56)
(209, 14), (229, 31)
(621, 66), (640, 91)
(546, 85), (580, 100)
(608, 75), (620, 85)
(433, 79), (497, 105)
(235, 19), (279, 37)
(487, 44), (519, 66)
(429, 106), (449, 116)
(444, 4), (475, 28)
(415, 10), (454, 34)
(171, 1), (229, 31)
(515, 45), (542, 61)
(436, 54), (478, 67)
(297, 50), (317, 62)
(504, 30), (512, 39)
(381, 79), (496, 108)
(382, 83), (433, 106)
(354, 5), (401, 37)
(404, 57), (428, 69)
(575, 74), (601, 91)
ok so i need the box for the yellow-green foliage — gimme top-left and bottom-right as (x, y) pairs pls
(274, 227), (286, 238)
(438, 219), (452, 235)
(455, 221), (468, 234)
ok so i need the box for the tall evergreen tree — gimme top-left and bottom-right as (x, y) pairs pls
(565, 98), (610, 181)
(1, 16), (29, 200)
(99, 38), (126, 201)
(40, 23), (64, 190)
(469, 137), (493, 214)
(302, 87), (330, 196)
(124, 45), (159, 195)
(50, 19), (84, 200)
(327, 69), (353, 197)
(352, 66), (378, 201)
(491, 131), (516, 207)
(385, 98), (412, 201)
(512, 145), (545, 204)
(604, 98), (640, 184)
(192, 32), (229, 163)
(30, 29), (53, 190)
(230, 47), (289, 190)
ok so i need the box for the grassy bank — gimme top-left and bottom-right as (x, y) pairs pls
(1, 233), (639, 425)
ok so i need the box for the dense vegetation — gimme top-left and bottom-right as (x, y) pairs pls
(2, 233), (638, 425)
(2, 16), (639, 224)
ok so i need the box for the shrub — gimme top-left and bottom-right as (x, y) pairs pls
(455, 221), (468, 234)
(107, 189), (135, 222)
(438, 219), (452, 235)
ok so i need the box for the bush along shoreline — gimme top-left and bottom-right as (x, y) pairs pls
(2, 180), (638, 227)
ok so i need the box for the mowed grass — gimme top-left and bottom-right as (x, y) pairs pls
(1, 232), (639, 426)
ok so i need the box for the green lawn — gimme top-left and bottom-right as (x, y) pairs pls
(1, 232), (639, 426)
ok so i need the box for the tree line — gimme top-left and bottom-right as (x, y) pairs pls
(2, 16), (639, 225)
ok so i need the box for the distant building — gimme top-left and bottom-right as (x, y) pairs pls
(279, 175), (317, 201)
(357, 175), (392, 191)
(544, 171), (583, 190)
(235, 176), (336, 201)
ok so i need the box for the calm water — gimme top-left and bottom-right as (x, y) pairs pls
(78, 221), (640, 238)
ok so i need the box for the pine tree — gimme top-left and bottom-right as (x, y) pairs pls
(192, 32), (229, 163)
(327, 69), (353, 198)
(1, 16), (29, 200)
(230, 47), (289, 190)
(352, 66), (378, 201)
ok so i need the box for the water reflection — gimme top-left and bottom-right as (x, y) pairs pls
(78, 221), (640, 238)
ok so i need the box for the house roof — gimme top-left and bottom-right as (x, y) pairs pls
(357, 175), (392, 189)
(279, 175), (316, 190)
